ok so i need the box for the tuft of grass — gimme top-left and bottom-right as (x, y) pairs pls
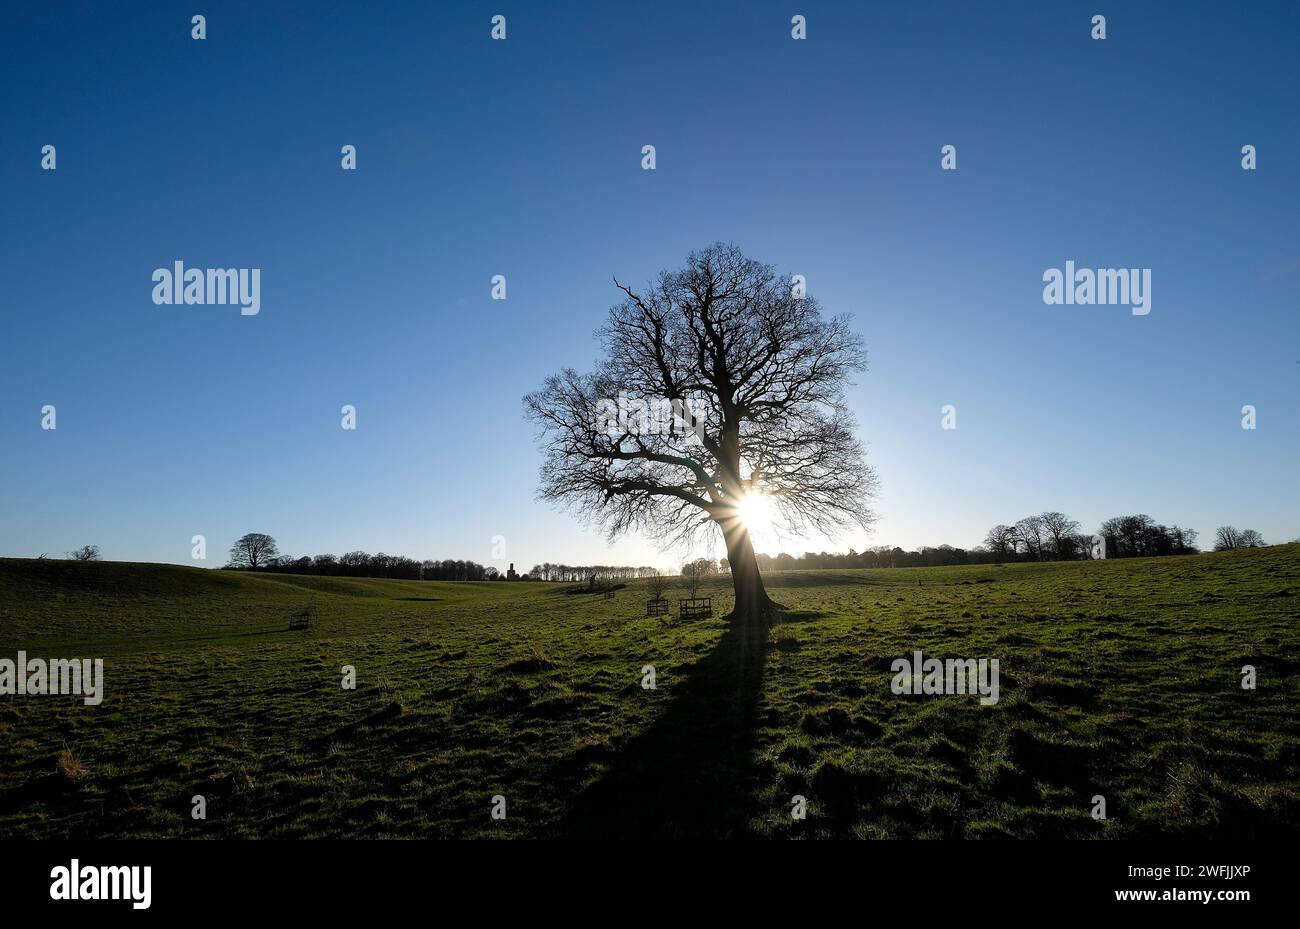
(770, 626), (801, 651)
(57, 745), (90, 782)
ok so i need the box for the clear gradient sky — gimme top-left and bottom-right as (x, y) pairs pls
(2, 1), (1297, 572)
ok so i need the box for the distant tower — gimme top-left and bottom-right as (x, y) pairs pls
(507, 562), (518, 581)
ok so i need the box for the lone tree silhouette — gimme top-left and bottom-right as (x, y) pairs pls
(228, 533), (279, 571)
(525, 243), (876, 624)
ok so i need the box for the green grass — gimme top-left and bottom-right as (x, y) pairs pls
(1, 546), (1298, 838)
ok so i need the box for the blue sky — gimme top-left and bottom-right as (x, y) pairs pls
(2, 1), (1297, 571)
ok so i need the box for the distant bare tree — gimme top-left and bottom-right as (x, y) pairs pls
(1216, 526), (1264, 550)
(1039, 511), (1081, 560)
(1214, 526), (1242, 551)
(228, 533), (279, 570)
(681, 558), (715, 599)
(524, 244), (877, 624)
(983, 525), (1016, 561)
(647, 568), (668, 601)
(1014, 515), (1047, 561)
(1168, 525), (1200, 554)
(66, 545), (101, 562)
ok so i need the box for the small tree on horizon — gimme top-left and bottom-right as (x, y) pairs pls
(646, 568), (668, 601)
(67, 545), (101, 562)
(1039, 511), (1081, 560)
(1014, 515), (1047, 561)
(681, 558), (715, 599)
(228, 533), (280, 570)
(983, 525), (1016, 562)
(1215, 526), (1264, 551)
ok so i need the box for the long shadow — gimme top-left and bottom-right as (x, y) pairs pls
(555, 615), (768, 838)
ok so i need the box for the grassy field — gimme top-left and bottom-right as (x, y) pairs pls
(1, 546), (1298, 839)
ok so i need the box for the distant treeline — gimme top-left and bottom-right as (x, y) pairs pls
(219, 515), (1269, 582)
(242, 552), (500, 581)
(526, 564), (662, 582)
(982, 512), (1200, 562)
(234, 555), (666, 583)
(757, 514), (1267, 570)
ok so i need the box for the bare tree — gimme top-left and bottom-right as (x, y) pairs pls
(228, 533), (279, 570)
(646, 568), (668, 601)
(681, 558), (714, 599)
(1170, 526), (1200, 553)
(1216, 526), (1264, 550)
(1214, 526), (1241, 551)
(66, 545), (101, 562)
(1039, 511), (1081, 560)
(524, 244), (876, 624)
(1014, 515), (1047, 561)
(983, 525), (1016, 561)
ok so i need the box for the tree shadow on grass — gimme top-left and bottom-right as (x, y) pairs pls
(555, 615), (768, 838)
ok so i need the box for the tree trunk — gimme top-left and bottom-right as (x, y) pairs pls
(723, 523), (772, 625)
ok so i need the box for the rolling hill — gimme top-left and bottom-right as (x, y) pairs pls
(1, 546), (1297, 838)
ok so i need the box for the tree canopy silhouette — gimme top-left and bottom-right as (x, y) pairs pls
(228, 533), (279, 570)
(524, 243), (876, 623)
